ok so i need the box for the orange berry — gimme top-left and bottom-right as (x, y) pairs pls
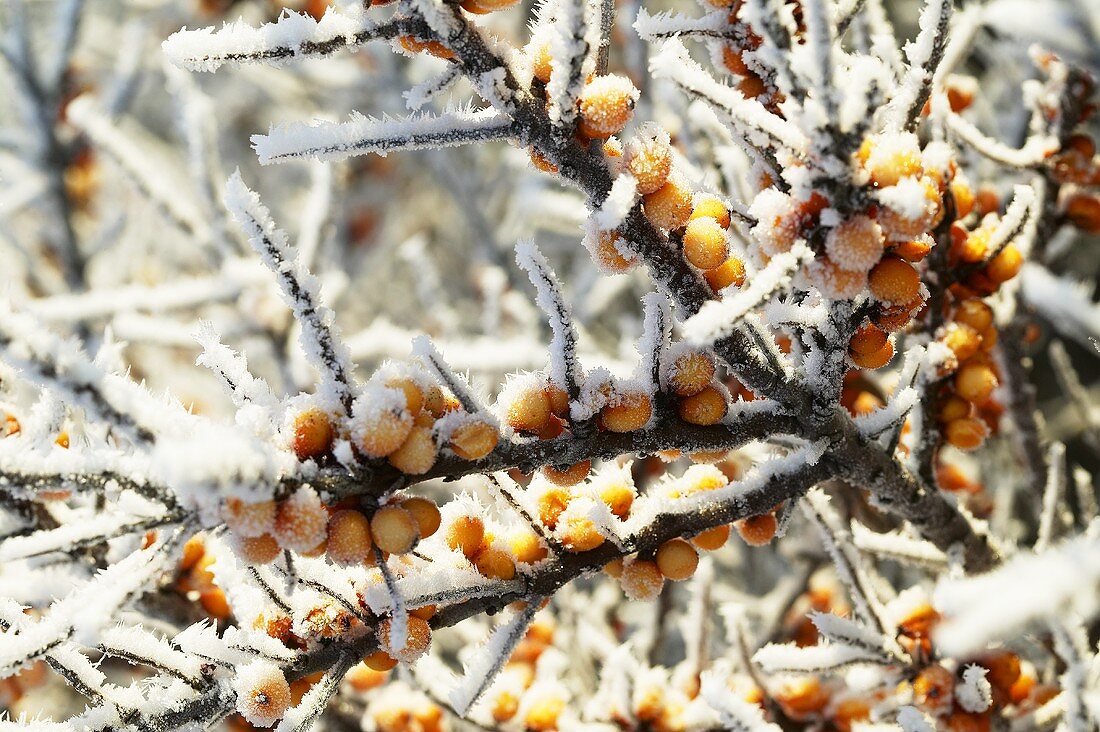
(360, 409), (414, 459)
(952, 179), (976, 218)
(592, 230), (638, 273)
(774, 676), (829, 720)
(544, 385), (570, 416)
(424, 385), (461, 418)
(943, 322), (982, 362)
(683, 216), (729, 270)
(401, 497), (441, 539)
(378, 615), (432, 664)
(385, 377), (425, 414)
(985, 244), (1023, 283)
(603, 557), (624, 577)
(955, 362), (998, 403)
(234, 662), (292, 727)
(505, 384), (552, 433)
(655, 538), (699, 581)
(225, 498), (276, 538)
(460, 0), (518, 12)
(848, 324), (888, 357)
(326, 510), (374, 565)
(644, 175), (694, 231)
(524, 694), (565, 732)
(955, 227), (991, 263)
(862, 133), (922, 187)
(736, 513), (778, 546)
(363, 650), (399, 672)
(625, 127), (673, 195)
(449, 420), (499, 460)
(370, 506), (419, 555)
(850, 338), (895, 369)
(600, 391), (653, 432)
(692, 524), (731, 550)
(704, 257), (746, 291)
(236, 533), (281, 565)
(347, 663), (389, 692)
(529, 41), (552, 84)
(913, 665), (955, 713)
(577, 74), (638, 139)
(396, 35), (454, 60)
(869, 256), (921, 304)
(1064, 192), (1100, 233)
(620, 558), (665, 600)
(537, 485), (572, 530)
(893, 237), (933, 261)
(561, 516), (605, 552)
(668, 352), (716, 397)
(955, 299), (994, 332)
(292, 409), (334, 461)
(945, 417), (987, 450)
(274, 487), (328, 553)
(509, 530), (548, 564)
(388, 425), (438, 475)
(938, 395), (972, 423)
(678, 386), (727, 425)
(825, 216), (884, 272)
(809, 257), (868, 300)
(542, 460), (591, 486)
(446, 515), (485, 558)
(474, 547), (517, 579)
(599, 481), (636, 520)
(691, 194), (732, 229)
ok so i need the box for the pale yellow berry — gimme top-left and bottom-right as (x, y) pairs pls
(678, 386), (727, 425)
(450, 420), (500, 460)
(388, 426), (438, 475)
(225, 498), (276, 539)
(401, 497), (441, 539)
(704, 257), (746, 291)
(542, 460), (591, 487)
(274, 487), (328, 553)
(326, 510), (374, 565)
(592, 230), (638, 273)
(625, 127), (673, 195)
(378, 615), (432, 664)
(825, 216), (884, 272)
(371, 506), (419, 555)
(578, 74), (639, 139)
(644, 175), (694, 231)
(600, 392), (653, 433)
(668, 352), (716, 397)
(292, 409), (334, 461)
(473, 547), (517, 579)
(506, 385), (552, 433)
(234, 662), (292, 727)
(560, 516), (605, 552)
(360, 409), (414, 459)
(235, 533), (281, 565)
(620, 558), (665, 600)
(683, 216), (729, 270)
(446, 516), (485, 558)
(655, 538), (699, 581)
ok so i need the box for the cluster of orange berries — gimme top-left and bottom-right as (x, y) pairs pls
(223, 487), (442, 569)
(1053, 133), (1100, 235)
(486, 619), (566, 728)
(291, 375), (500, 477)
(391, 0), (521, 58)
(442, 510), (545, 582)
(367, 685), (446, 732)
(935, 298), (1004, 452)
(714, 3), (781, 111)
(0, 661), (47, 712)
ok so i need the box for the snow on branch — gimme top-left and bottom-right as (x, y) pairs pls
(412, 335), (494, 420)
(633, 8), (736, 41)
(252, 109), (516, 165)
(885, 0), (952, 129)
(224, 171), (356, 414)
(682, 243), (812, 347)
(650, 40), (808, 157)
(449, 601), (540, 716)
(515, 239), (583, 399)
(947, 112), (1059, 167)
(162, 8), (405, 72)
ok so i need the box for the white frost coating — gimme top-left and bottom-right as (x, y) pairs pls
(515, 240), (582, 392)
(896, 706), (935, 732)
(883, 0), (950, 128)
(650, 41), (808, 156)
(699, 668), (782, 731)
(633, 8), (730, 40)
(1020, 263), (1100, 346)
(449, 603), (539, 716)
(855, 385), (917, 438)
(934, 530), (1100, 655)
(253, 108), (515, 164)
(956, 664), (993, 712)
(66, 96), (207, 241)
(986, 184), (1036, 257)
(851, 523), (948, 568)
(233, 660), (289, 727)
(947, 112), (1059, 167)
(194, 321), (279, 411)
(224, 171), (355, 414)
(682, 242), (813, 346)
(875, 177), (930, 220)
(594, 174), (639, 231)
(100, 624), (205, 682)
(754, 641), (890, 674)
(163, 7), (376, 72)
(545, 0), (596, 127)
